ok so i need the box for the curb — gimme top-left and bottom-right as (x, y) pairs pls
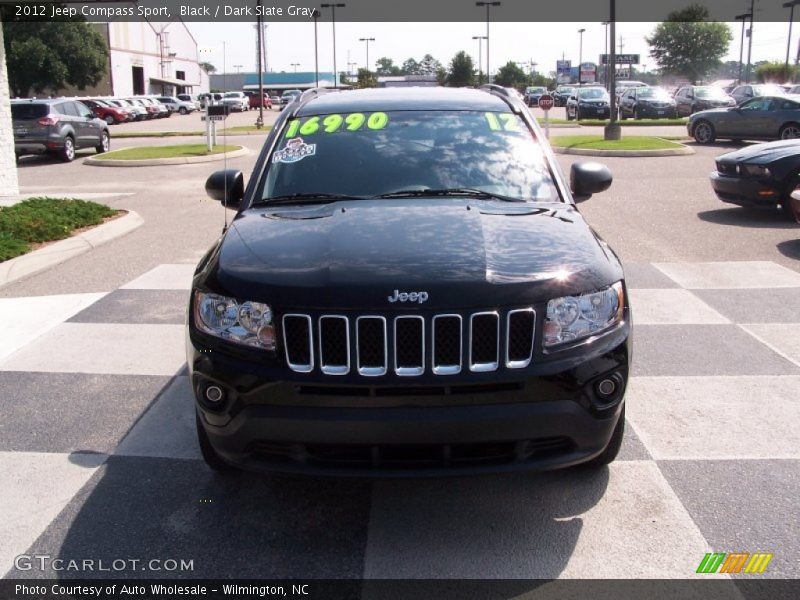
(0, 210), (144, 288)
(552, 143), (694, 157)
(83, 146), (249, 167)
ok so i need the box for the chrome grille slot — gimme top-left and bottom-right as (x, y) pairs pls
(432, 315), (462, 375)
(506, 308), (535, 369)
(394, 316), (424, 376)
(318, 316), (349, 375)
(356, 316), (387, 376)
(469, 312), (499, 372)
(283, 314), (313, 373)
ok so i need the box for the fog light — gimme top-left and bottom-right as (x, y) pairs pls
(594, 372), (624, 405)
(205, 385), (224, 403)
(597, 378), (617, 396)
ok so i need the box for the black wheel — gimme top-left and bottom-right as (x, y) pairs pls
(95, 130), (110, 154)
(692, 120), (715, 144)
(583, 405), (625, 468)
(634, 107), (642, 120)
(104, 115), (115, 125)
(179, 107), (187, 115)
(620, 109), (627, 121)
(779, 122), (800, 140)
(781, 174), (800, 219)
(196, 413), (236, 473)
(59, 136), (75, 162)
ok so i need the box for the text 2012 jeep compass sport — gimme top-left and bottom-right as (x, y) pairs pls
(187, 86), (631, 476)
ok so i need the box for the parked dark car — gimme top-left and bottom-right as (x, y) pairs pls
(688, 95), (800, 143)
(80, 98), (129, 125)
(674, 86), (736, 116)
(188, 86), (629, 477)
(566, 87), (611, 120)
(730, 84), (786, 105)
(11, 99), (110, 162)
(524, 86), (547, 107)
(618, 86), (677, 119)
(710, 139), (800, 219)
(553, 85), (575, 107)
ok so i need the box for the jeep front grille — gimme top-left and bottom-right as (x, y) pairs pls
(282, 309), (536, 377)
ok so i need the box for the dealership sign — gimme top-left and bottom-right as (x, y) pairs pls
(600, 54), (640, 65)
(556, 60), (571, 75)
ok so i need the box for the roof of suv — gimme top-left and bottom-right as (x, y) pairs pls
(296, 87), (512, 116)
(11, 98), (72, 105)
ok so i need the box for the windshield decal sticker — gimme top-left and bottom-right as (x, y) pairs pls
(285, 112), (390, 138)
(272, 137), (316, 164)
(485, 112), (520, 132)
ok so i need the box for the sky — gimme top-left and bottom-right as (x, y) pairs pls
(186, 21), (796, 77)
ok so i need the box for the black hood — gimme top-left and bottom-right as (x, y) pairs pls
(717, 139), (800, 164)
(201, 199), (622, 310)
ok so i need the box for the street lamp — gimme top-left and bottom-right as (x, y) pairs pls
(472, 35), (487, 84)
(476, 2), (500, 83)
(291, 62), (300, 72)
(321, 3), (346, 88)
(359, 37), (375, 71)
(784, 1), (800, 75)
(602, 21), (610, 89)
(233, 64), (243, 74)
(735, 12), (752, 85)
(745, 0), (755, 84)
(577, 28), (586, 85)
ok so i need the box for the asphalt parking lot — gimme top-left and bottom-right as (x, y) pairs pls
(1, 112), (798, 586)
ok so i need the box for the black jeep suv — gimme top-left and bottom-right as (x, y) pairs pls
(188, 86), (631, 476)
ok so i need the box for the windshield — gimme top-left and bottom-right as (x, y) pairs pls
(224, 92), (241, 98)
(259, 110), (560, 203)
(579, 88), (608, 100)
(695, 87), (730, 99)
(528, 87), (546, 93)
(637, 88), (671, 100)
(11, 104), (48, 120)
(754, 85), (785, 96)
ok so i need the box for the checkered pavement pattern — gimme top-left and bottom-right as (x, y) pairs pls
(1, 260), (799, 583)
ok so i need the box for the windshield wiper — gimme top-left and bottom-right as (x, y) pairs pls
(373, 188), (527, 202)
(254, 192), (369, 206)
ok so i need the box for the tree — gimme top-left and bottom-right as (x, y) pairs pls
(375, 57), (401, 76)
(446, 51), (476, 87)
(755, 61), (798, 83)
(2, 17), (108, 97)
(199, 62), (217, 74)
(419, 54), (443, 76)
(646, 4), (732, 84)
(494, 61), (530, 89)
(401, 58), (421, 75)
(355, 68), (378, 89)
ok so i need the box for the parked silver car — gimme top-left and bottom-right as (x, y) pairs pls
(688, 94), (800, 143)
(156, 96), (196, 115)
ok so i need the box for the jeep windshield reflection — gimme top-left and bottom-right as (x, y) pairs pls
(259, 110), (561, 203)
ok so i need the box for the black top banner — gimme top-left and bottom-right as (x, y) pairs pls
(0, 0), (794, 23)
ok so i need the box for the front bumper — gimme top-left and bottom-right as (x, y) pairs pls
(635, 105), (677, 119)
(189, 322), (631, 477)
(577, 106), (611, 119)
(710, 171), (781, 208)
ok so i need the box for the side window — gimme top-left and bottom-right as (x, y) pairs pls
(75, 102), (93, 118)
(61, 102), (80, 117)
(781, 100), (800, 110)
(740, 98), (770, 111)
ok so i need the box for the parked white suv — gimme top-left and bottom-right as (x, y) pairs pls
(156, 96), (196, 115)
(222, 91), (249, 112)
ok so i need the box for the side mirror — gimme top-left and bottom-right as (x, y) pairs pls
(570, 162), (613, 202)
(205, 170), (244, 209)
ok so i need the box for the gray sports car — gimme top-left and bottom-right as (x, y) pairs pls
(688, 95), (800, 144)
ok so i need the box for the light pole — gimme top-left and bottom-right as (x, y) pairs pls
(256, 0), (264, 128)
(735, 12), (751, 85)
(312, 9), (320, 87)
(291, 63), (300, 72)
(604, 0), (619, 141)
(577, 28), (585, 85)
(476, 2), (500, 83)
(321, 3), (346, 88)
(472, 35), (487, 84)
(233, 64), (243, 74)
(784, 1), (800, 76)
(745, 0), (755, 84)
(359, 37), (375, 71)
(602, 21), (610, 89)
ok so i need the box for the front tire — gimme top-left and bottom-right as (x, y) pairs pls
(693, 120), (715, 144)
(779, 122), (800, 140)
(59, 136), (75, 162)
(583, 405), (625, 468)
(179, 107), (188, 115)
(781, 174), (800, 219)
(196, 413), (236, 473)
(104, 115), (115, 125)
(95, 131), (110, 154)
(634, 107), (642, 120)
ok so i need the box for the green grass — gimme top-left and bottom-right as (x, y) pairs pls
(113, 125), (271, 138)
(549, 135), (686, 151)
(93, 144), (240, 160)
(0, 197), (116, 262)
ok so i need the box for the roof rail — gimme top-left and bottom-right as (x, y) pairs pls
(478, 83), (522, 113)
(478, 84), (511, 97)
(291, 87), (340, 116)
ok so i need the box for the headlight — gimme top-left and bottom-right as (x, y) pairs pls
(543, 282), (624, 348)
(193, 290), (276, 350)
(740, 164), (771, 179)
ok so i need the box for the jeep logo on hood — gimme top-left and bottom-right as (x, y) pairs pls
(387, 290), (428, 304)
